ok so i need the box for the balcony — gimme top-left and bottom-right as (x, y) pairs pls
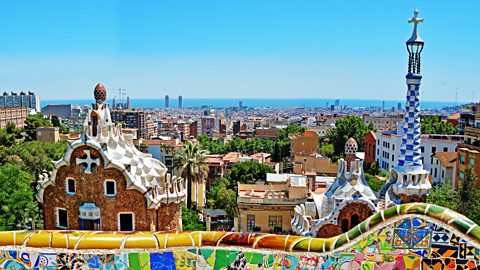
(237, 192), (306, 206)
(465, 126), (480, 139)
(458, 143), (480, 153)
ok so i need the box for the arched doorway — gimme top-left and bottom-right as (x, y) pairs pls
(337, 202), (373, 233)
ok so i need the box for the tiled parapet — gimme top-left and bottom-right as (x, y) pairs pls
(0, 203), (480, 269)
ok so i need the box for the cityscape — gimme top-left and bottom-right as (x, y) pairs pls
(1, 2), (480, 270)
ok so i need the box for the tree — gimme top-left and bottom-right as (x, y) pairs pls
(364, 173), (385, 193)
(181, 204), (205, 231)
(326, 116), (373, 157)
(10, 140), (68, 183)
(51, 115), (61, 127)
(206, 178), (237, 219)
(456, 165), (480, 223)
(0, 164), (39, 230)
(427, 183), (458, 210)
(277, 125), (305, 141)
(320, 143), (334, 158)
(421, 115), (457, 135)
(228, 161), (274, 187)
(0, 122), (24, 147)
(173, 140), (209, 209)
(24, 113), (51, 141)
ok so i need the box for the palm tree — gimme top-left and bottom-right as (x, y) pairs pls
(173, 140), (209, 209)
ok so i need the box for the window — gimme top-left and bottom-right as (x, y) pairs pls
(57, 208), (68, 229)
(443, 147), (448, 152)
(268, 216), (282, 229)
(459, 171), (465, 180)
(432, 147), (436, 153)
(247, 215), (255, 231)
(118, 213), (134, 232)
(104, 180), (117, 197)
(392, 155), (395, 162)
(66, 178), (75, 195)
(470, 158), (475, 166)
(460, 155), (465, 165)
(434, 168), (437, 178)
(392, 144), (395, 151)
(420, 146), (425, 152)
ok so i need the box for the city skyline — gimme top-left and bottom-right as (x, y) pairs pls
(0, 1), (479, 102)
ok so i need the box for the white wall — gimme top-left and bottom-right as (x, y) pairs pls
(375, 131), (459, 172)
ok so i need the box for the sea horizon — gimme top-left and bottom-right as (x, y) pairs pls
(41, 98), (463, 110)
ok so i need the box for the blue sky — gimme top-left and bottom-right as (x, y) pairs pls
(0, 1), (478, 101)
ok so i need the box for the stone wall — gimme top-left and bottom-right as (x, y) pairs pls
(156, 202), (181, 231)
(43, 145), (154, 231)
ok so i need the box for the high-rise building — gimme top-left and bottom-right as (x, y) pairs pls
(0, 91), (40, 112)
(165, 95), (170, 108)
(178, 95), (183, 108)
(239, 101), (243, 108)
(111, 109), (149, 139)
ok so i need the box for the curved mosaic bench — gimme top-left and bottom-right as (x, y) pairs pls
(1, 203), (480, 269)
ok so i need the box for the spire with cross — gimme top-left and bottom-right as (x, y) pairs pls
(407, 9), (424, 44)
(406, 9), (424, 74)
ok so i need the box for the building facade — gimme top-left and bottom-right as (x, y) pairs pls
(0, 106), (28, 128)
(375, 130), (462, 172)
(37, 83), (186, 232)
(456, 103), (480, 187)
(431, 152), (457, 187)
(0, 91), (40, 112)
(364, 131), (377, 164)
(237, 174), (308, 233)
(363, 114), (403, 130)
(111, 109), (148, 139)
(36, 126), (60, 143)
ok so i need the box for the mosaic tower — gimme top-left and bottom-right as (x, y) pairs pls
(381, 10), (431, 208)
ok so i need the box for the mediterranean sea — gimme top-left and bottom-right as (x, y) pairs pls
(41, 98), (459, 110)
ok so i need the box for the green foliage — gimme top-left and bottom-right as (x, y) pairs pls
(427, 167), (480, 224)
(0, 164), (40, 230)
(228, 160), (274, 186)
(181, 204), (206, 231)
(198, 125), (303, 162)
(206, 178), (237, 218)
(174, 140), (209, 209)
(24, 113), (51, 141)
(421, 115), (457, 135)
(10, 140), (68, 181)
(326, 116), (373, 157)
(0, 122), (24, 147)
(51, 115), (61, 127)
(364, 161), (380, 175)
(456, 166), (480, 223)
(427, 183), (458, 210)
(364, 173), (385, 193)
(320, 143), (334, 158)
(277, 124), (305, 141)
(51, 115), (69, 134)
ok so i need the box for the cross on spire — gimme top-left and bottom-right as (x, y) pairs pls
(408, 9), (424, 43)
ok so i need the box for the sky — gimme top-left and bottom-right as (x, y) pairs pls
(0, 1), (479, 101)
